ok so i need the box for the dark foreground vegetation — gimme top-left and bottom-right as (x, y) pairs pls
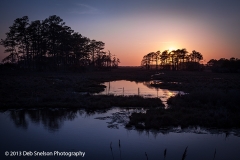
(128, 94), (240, 130)
(207, 57), (240, 73)
(127, 70), (240, 129)
(0, 67), (162, 109)
(0, 93), (162, 109)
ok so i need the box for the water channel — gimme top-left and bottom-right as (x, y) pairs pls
(98, 80), (184, 107)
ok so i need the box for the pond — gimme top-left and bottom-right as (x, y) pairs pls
(1, 108), (240, 160)
(98, 80), (184, 107)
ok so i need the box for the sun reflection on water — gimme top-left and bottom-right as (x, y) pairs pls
(98, 80), (184, 108)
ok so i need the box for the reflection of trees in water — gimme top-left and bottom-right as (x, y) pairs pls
(135, 127), (170, 136)
(10, 110), (28, 129)
(40, 109), (78, 131)
(84, 109), (108, 116)
(6, 108), (238, 137)
(8, 109), (110, 131)
(142, 81), (159, 90)
(9, 109), (83, 131)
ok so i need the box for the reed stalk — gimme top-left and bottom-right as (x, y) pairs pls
(145, 152), (148, 160)
(181, 146), (188, 160)
(110, 142), (114, 160)
(119, 139), (122, 160)
(164, 148), (167, 160)
(213, 148), (216, 160)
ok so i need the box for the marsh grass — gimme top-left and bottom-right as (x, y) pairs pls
(119, 139), (122, 160)
(164, 148), (167, 160)
(213, 149), (216, 160)
(108, 142), (218, 160)
(128, 92), (240, 129)
(0, 68), (162, 109)
(110, 142), (114, 160)
(167, 89), (240, 111)
(1, 92), (164, 109)
(145, 152), (148, 160)
(182, 146), (188, 160)
(151, 71), (240, 92)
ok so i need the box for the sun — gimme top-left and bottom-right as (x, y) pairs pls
(168, 47), (176, 52)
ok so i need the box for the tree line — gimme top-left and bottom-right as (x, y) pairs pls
(141, 49), (203, 70)
(0, 15), (120, 70)
(207, 57), (240, 73)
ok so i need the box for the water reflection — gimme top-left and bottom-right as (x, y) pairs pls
(1, 108), (240, 160)
(5, 108), (146, 132)
(4, 108), (240, 137)
(7, 109), (82, 131)
(98, 80), (184, 106)
(10, 110), (28, 129)
(95, 108), (146, 129)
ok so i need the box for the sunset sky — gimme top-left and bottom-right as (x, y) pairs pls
(0, 0), (240, 66)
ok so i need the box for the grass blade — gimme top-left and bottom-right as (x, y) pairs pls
(182, 146), (188, 160)
(145, 152), (148, 160)
(110, 142), (114, 160)
(164, 148), (167, 160)
(213, 148), (216, 160)
(119, 140), (122, 160)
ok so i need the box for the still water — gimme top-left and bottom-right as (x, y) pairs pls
(98, 80), (184, 106)
(1, 108), (240, 160)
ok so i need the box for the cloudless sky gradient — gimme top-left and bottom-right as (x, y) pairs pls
(0, 0), (240, 66)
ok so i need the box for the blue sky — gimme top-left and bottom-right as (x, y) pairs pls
(1, 0), (240, 65)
